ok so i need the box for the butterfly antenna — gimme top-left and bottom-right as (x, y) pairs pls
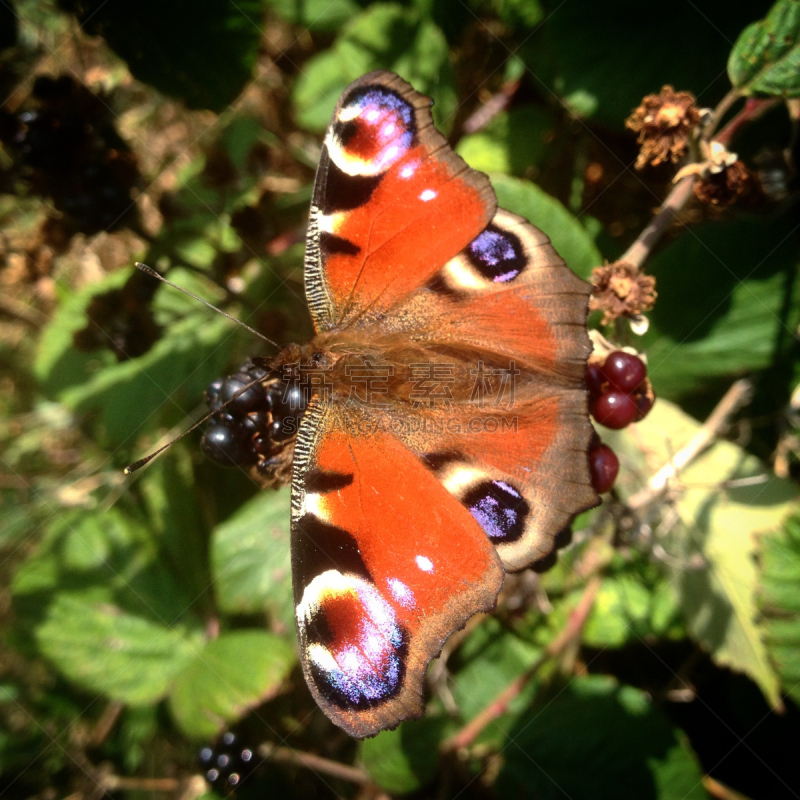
(124, 374), (270, 475)
(134, 262), (279, 349)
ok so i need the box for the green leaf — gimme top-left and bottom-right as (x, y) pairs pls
(583, 574), (681, 648)
(12, 506), (197, 629)
(35, 266), (242, 451)
(640, 218), (800, 400)
(456, 106), (554, 176)
(264, 0), (361, 31)
(60, 310), (234, 449)
(34, 268), (128, 399)
(36, 594), (202, 704)
(137, 451), (211, 604)
(729, 0), (800, 97)
(211, 489), (294, 631)
(451, 617), (541, 739)
(497, 675), (706, 800)
(607, 399), (798, 706)
(360, 717), (449, 793)
(292, 4), (455, 132)
(760, 512), (800, 705)
(528, 0), (769, 125)
(168, 631), (295, 739)
(490, 174), (602, 279)
(484, 0), (543, 30)
(58, 0), (262, 111)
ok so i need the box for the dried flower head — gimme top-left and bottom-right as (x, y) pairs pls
(626, 86), (702, 170)
(693, 159), (756, 207)
(590, 261), (657, 325)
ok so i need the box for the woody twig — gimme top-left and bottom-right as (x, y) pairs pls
(441, 559), (605, 754)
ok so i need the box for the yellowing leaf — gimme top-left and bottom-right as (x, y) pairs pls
(608, 399), (798, 706)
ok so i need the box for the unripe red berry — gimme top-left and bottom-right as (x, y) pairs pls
(633, 389), (654, 422)
(585, 363), (606, 400)
(601, 351), (647, 393)
(591, 391), (637, 429)
(588, 443), (619, 493)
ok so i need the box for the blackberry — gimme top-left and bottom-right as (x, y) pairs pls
(201, 423), (258, 467)
(198, 731), (256, 790)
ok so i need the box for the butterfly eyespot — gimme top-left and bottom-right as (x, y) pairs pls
(420, 450), (466, 472)
(466, 225), (526, 283)
(299, 571), (408, 710)
(462, 479), (529, 543)
(328, 85), (415, 176)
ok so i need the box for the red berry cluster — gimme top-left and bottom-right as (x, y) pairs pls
(587, 351), (654, 430)
(586, 351), (655, 494)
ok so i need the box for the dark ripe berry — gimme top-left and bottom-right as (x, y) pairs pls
(253, 434), (272, 456)
(278, 383), (308, 414)
(198, 731), (256, 790)
(205, 379), (224, 411)
(585, 363), (606, 400)
(591, 391), (637, 430)
(633, 389), (654, 422)
(268, 418), (296, 443)
(201, 423), (256, 466)
(601, 351), (647, 393)
(588, 443), (619, 493)
(221, 373), (265, 413)
(245, 411), (268, 432)
(242, 361), (268, 381)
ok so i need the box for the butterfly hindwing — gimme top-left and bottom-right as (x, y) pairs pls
(291, 399), (503, 738)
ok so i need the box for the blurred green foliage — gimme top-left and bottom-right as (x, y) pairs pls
(1, 1), (799, 798)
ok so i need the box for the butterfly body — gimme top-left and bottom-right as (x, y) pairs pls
(204, 71), (598, 738)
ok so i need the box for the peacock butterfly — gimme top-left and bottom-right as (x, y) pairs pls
(200, 71), (599, 738)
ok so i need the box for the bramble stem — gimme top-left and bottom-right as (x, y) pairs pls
(441, 572), (603, 753)
(703, 88), (742, 142)
(621, 93), (779, 272)
(259, 743), (372, 785)
(628, 378), (753, 510)
(715, 97), (780, 146)
(620, 174), (696, 270)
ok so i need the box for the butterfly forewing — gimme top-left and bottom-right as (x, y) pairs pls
(305, 71), (496, 330)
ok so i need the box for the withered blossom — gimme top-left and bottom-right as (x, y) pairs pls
(626, 86), (702, 170)
(590, 261), (657, 325)
(693, 159), (757, 207)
